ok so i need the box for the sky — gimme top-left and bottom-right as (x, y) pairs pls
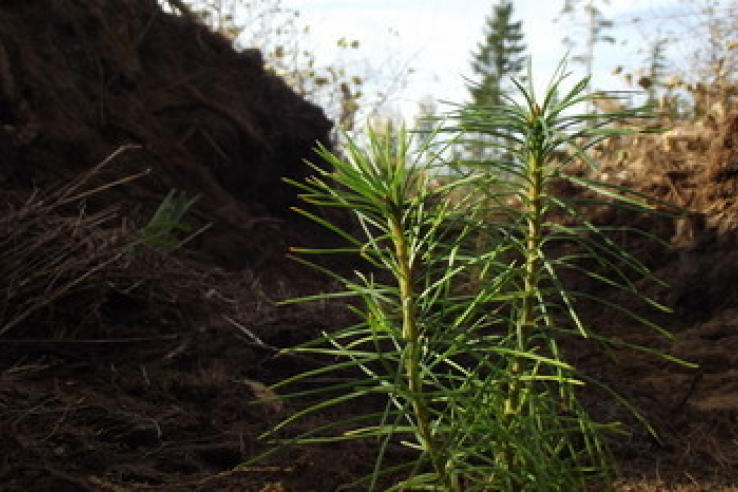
(275, 0), (720, 121)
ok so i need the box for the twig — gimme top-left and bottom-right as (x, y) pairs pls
(222, 314), (273, 349)
(55, 144), (141, 205)
(221, 315), (331, 368)
(60, 168), (150, 206)
(673, 369), (703, 412)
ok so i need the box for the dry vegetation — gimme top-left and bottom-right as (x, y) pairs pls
(556, 80), (738, 491)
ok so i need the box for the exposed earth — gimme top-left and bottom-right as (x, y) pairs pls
(1, 1), (737, 491)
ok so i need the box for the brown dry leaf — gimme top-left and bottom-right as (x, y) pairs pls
(242, 379), (283, 413)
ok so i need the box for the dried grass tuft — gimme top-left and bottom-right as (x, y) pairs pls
(0, 146), (295, 345)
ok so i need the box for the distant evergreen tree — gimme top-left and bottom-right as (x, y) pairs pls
(641, 38), (671, 106)
(462, 0), (527, 168)
(467, 0), (528, 108)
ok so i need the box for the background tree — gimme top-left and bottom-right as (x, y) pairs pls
(640, 38), (672, 106)
(558, 0), (615, 84)
(628, 37), (684, 119)
(462, 0), (527, 168)
(467, 0), (527, 109)
(606, 0), (738, 121)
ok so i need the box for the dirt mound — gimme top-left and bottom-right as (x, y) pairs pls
(0, 0), (332, 270)
(0, 1), (352, 490)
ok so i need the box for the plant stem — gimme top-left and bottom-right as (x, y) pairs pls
(388, 212), (454, 491)
(501, 108), (547, 484)
(506, 107), (546, 412)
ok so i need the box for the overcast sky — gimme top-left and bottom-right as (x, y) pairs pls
(277, 0), (715, 120)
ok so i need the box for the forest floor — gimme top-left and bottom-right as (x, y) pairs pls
(2, 229), (738, 492)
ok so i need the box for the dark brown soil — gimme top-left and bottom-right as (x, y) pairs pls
(0, 1), (737, 491)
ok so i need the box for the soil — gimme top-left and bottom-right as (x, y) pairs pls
(1, 1), (737, 491)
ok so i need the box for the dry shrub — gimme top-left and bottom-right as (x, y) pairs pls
(584, 80), (738, 236)
(557, 81), (738, 315)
